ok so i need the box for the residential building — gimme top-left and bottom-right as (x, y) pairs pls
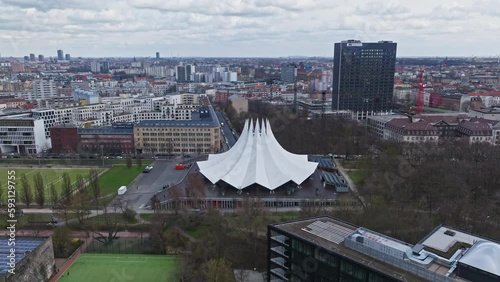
(469, 106), (500, 121)
(456, 118), (498, 145)
(38, 54), (44, 61)
(332, 40), (397, 119)
(90, 62), (101, 73)
(73, 89), (100, 105)
(0, 118), (48, 154)
(268, 216), (500, 282)
(156, 52), (160, 59)
(57, 49), (64, 61)
(32, 79), (57, 99)
(134, 106), (221, 156)
(281, 64), (296, 84)
(366, 115), (405, 139)
(29, 53), (35, 61)
(32, 108), (73, 138)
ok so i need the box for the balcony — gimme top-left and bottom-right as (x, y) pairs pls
(271, 246), (289, 258)
(271, 235), (290, 246)
(271, 257), (289, 270)
(270, 268), (289, 281)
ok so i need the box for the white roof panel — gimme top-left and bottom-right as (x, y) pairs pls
(197, 118), (318, 190)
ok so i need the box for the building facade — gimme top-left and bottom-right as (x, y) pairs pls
(78, 123), (135, 154)
(49, 124), (79, 154)
(32, 79), (57, 100)
(134, 108), (221, 156)
(268, 216), (500, 282)
(0, 118), (47, 154)
(332, 40), (397, 119)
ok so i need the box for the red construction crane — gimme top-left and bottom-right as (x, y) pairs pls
(416, 68), (424, 114)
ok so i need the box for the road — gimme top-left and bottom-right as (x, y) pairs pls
(216, 112), (237, 149)
(119, 159), (190, 211)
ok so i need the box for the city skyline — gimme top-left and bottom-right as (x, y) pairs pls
(0, 0), (499, 58)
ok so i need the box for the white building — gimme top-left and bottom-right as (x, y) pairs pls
(90, 62), (101, 73)
(0, 118), (48, 154)
(73, 89), (100, 105)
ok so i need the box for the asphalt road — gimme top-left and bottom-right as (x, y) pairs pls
(216, 112), (237, 148)
(119, 159), (190, 211)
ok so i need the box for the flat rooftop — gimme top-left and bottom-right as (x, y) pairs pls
(271, 216), (428, 282)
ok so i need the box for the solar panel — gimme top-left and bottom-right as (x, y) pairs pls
(302, 221), (355, 244)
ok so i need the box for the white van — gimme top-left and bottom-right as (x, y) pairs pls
(117, 186), (127, 195)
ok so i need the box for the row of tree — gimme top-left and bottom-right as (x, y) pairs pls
(0, 169), (101, 209)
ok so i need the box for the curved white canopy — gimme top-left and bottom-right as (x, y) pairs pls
(197, 119), (318, 190)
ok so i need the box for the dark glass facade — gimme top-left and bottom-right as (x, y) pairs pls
(332, 40), (397, 118)
(268, 226), (402, 282)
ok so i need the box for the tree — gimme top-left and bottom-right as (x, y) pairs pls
(20, 174), (33, 208)
(61, 172), (72, 201)
(75, 175), (86, 192)
(0, 181), (4, 207)
(49, 183), (59, 207)
(136, 156), (143, 168)
(126, 156), (132, 168)
(71, 190), (91, 224)
(204, 258), (235, 282)
(33, 172), (45, 208)
(89, 169), (101, 208)
(92, 197), (127, 245)
(52, 226), (71, 255)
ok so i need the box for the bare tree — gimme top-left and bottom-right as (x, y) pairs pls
(71, 190), (92, 224)
(61, 172), (72, 201)
(204, 258), (235, 282)
(136, 156), (143, 168)
(33, 172), (45, 208)
(92, 197), (127, 245)
(89, 169), (101, 208)
(20, 174), (33, 208)
(49, 183), (59, 207)
(126, 156), (132, 168)
(75, 174), (86, 192)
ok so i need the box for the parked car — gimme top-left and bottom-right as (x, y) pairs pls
(143, 165), (153, 173)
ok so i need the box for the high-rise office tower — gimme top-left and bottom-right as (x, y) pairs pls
(29, 53), (36, 61)
(38, 55), (44, 61)
(280, 64), (296, 84)
(57, 49), (64, 61)
(156, 52), (160, 59)
(90, 62), (101, 73)
(101, 61), (110, 73)
(65, 54), (71, 61)
(332, 40), (397, 119)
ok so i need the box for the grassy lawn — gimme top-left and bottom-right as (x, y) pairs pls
(0, 168), (95, 200)
(96, 165), (147, 196)
(186, 225), (209, 238)
(347, 170), (365, 185)
(57, 254), (178, 282)
(139, 214), (154, 221)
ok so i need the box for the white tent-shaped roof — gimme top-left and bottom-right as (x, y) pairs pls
(197, 119), (318, 190)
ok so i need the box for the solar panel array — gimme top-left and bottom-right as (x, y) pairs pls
(0, 238), (45, 274)
(302, 220), (355, 244)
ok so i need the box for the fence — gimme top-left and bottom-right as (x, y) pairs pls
(84, 237), (164, 255)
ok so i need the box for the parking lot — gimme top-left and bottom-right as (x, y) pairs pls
(119, 159), (192, 211)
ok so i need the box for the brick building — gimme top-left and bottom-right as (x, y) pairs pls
(49, 124), (79, 154)
(78, 123), (135, 154)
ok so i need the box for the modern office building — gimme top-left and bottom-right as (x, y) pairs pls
(332, 40), (397, 119)
(281, 64), (296, 84)
(38, 54), (44, 61)
(156, 52), (160, 59)
(90, 62), (101, 73)
(65, 54), (71, 60)
(134, 106), (221, 156)
(57, 49), (64, 61)
(268, 216), (500, 282)
(29, 53), (36, 61)
(101, 61), (110, 73)
(0, 118), (47, 154)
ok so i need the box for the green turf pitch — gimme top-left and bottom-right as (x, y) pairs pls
(0, 168), (93, 198)
(57, 254), (179, 282)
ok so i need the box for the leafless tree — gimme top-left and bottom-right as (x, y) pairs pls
(33, 172), (45, 208)
(20, 174), (33, 208)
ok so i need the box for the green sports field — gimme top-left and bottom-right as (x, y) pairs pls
(57, 254), (179, 282)
(0, 168), (96, 199)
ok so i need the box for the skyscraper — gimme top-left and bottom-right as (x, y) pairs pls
(156, 52), (160, 59)
(332, 40), (397, 119)
(65, 54), (71, 61)
(57, 49), (64, 61)
(101, 61), (110, 73)
(280, 64), (296, 84)
(29, 53), (36, 61)
(38, 55), (44, 61)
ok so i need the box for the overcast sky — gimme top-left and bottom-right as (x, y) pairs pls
(0, 0), (499, 58)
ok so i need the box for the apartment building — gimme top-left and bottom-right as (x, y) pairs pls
(32, 79), (57, 100)
(134, 106), (221, 156)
